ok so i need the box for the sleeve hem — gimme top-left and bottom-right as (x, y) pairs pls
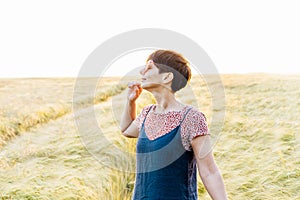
(191, 131), (210, 140)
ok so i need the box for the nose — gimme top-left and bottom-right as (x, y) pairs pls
(140, 66), (147, 76)
(140, 60), (152, 75)
(139, 67), (145, 75)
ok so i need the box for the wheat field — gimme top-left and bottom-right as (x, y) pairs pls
(0, 77), (126, 148)
(0, 74), (299, 199)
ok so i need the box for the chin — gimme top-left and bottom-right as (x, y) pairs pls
(141, 83), (154, 90)
(141, 83), (149, 89)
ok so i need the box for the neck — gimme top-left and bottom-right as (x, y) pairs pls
(150, 88), (184, 112)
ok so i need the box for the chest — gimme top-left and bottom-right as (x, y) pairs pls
(143, 112), (183, 140)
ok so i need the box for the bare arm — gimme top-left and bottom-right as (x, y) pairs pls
(191, 135), (228, 200)
(120, 82), (142, 138)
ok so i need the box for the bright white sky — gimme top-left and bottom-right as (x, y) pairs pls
(0, 0), (299, 77)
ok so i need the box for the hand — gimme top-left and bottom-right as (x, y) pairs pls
(127, 81), (142, 102)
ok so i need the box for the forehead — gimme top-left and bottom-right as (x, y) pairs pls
(146, 59), (158, 67)
(146, 59), (153, 65)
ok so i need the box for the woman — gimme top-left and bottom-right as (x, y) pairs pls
(120, 49), (227, 199)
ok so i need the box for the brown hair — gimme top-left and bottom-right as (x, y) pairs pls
(147, 49), (191, 92)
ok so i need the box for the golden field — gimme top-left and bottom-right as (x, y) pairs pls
(0, 78), (126, 148)
(0, 74), (299, 199)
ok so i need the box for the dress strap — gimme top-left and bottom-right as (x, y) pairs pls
(180, 106), (193, 125)
(141, 104), (154, 125)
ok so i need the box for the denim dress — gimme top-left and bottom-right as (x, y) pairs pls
(132, 106), (198, 200)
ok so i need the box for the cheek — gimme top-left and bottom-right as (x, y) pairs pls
(145, 71), (155, 77)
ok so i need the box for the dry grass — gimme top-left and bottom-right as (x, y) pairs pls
(0, 77), (126, 148)
(0, 74), (299, 199)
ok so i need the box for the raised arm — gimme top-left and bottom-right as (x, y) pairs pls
(120, 81), (142, 138)
(191, 135), (228, 200)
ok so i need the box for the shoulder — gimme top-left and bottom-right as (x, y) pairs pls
(180, 106), (209, 151)
(184, 106), (207, 123)
(136, 104), (155, 120)
(139, 104), (154, 115)
(133, 104), (155, 129)
(181, 106), (209, 136)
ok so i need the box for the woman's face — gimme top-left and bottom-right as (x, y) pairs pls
(140, 60), (165, 90)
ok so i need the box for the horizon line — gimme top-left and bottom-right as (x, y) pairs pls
(1, 72), (300, 79)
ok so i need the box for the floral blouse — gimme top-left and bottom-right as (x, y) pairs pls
(133, 104), (209, 151)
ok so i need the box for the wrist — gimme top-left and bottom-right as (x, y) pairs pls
(127, 99), (136, 107)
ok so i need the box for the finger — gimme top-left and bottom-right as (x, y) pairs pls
(136, 87), (142, 96)
(133, 81), (137, 84)
(128, 82), (136, 88)
(128, 81), (140, 88)
(129, 89), (137, 100)
(134, 85), (139, 92)
(137, 84), (142, 91)
(129, 93), (135, 100)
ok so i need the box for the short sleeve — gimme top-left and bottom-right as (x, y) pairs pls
(180, 108), (210, 151)
(132, 104), (153, 131)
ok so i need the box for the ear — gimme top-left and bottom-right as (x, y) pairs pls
(162, 72), (174, 84)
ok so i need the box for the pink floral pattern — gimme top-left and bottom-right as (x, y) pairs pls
(133, 104), (209, 151)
